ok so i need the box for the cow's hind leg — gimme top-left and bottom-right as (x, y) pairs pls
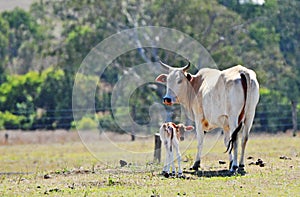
(239, 111), (255, 173)
(238, 128), (247, 174)
(227, 121), (243, 172)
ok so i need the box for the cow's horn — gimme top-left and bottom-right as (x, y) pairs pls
(183, 61), (191, 72)
(159, 60), (172, 70)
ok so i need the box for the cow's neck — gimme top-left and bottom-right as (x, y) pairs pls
(179, 74), (204, 121)
(190, 74), (204, 93)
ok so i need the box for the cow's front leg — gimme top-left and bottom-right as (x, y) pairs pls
(192, 125), (204, 171)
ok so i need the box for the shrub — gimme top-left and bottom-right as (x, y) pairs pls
(0, 111), (25, 129)
(98, 114), (124, 134)
(75, 116), (98, 131)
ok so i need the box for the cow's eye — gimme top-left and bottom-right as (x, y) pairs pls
(177, 79), (182, 84)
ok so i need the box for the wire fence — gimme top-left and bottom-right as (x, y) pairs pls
(252, 103), (296, 132)
(2, 103), (298, 133)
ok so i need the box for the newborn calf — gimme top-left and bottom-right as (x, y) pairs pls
(160, 122), (194, 177)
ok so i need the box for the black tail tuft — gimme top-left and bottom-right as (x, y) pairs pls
(225, 122), (243, 154)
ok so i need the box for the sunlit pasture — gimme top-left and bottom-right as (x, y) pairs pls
(0, 130), (299, 196)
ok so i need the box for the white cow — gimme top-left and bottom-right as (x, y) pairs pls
(156, 61), (259, 172)
(160, 122), (194, 177)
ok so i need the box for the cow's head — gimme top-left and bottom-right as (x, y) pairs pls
(155, 61), (193, 105)
(161, 122), (194, 141)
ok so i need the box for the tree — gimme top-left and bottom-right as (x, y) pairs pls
(275, 0), (300, 136)
(0, 16), (9, 84)
(219, 0), (299, 135)
(1, 8), (44, 74)
(0, 0), (298, 132)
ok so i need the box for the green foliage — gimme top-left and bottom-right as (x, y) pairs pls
(98, 114), (124, 133)
(248, 24), (279, 48)
(0, 71), (42, 112)
(0, 111), (25, 129)
(1, 8), (45, 74)
(0, 0), (299, 132)
(0, 16), (9, 84)
(0, 17), (9, 59)
(75, 116), (98, 131)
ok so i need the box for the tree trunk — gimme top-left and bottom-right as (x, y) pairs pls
(291, 100), (297, 137)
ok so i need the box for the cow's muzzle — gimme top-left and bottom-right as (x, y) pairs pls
(180, 136), (184, 141)
(163, 97), (172, 105)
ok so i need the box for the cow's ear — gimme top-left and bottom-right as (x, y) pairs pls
(186, 73), (193, 81)
(155, 74), (167, 83)
(184, 125), (194, 131)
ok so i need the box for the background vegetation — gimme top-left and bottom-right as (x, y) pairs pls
(0, 0), (299, 135)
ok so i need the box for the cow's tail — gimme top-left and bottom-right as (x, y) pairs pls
(225, 71), (251, 154)
(240, 71), (251, 124)
(225, 122), (243, 153)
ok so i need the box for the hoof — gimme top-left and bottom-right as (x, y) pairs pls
(190, 160), (200, 171)
(177, 173), (186, 179)
(162, 171), (169, 178)
(230, 165), (238, 173)
(171, 171), (176, 177)
(238, 165), (246, 175)
(238, 164), (245, 171)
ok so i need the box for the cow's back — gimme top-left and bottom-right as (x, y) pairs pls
(197, 65), (252, 130)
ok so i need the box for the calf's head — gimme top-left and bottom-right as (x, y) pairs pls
(155, 61), (193, 106)
(160, 122), (194, 141)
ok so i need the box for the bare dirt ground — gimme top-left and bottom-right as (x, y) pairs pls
(0, 130), (146, 145)
(0, 130), (81, 145)
(1, 129), (298, 145)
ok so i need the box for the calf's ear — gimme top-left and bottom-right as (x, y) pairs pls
(185, 125), (194, 131)
(155, 74), (167, 83)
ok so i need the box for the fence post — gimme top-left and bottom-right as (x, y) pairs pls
(154, 133), (161, 163)
(4, 133), (8, 144)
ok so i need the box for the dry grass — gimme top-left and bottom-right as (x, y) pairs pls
(0, 130), (299, 196)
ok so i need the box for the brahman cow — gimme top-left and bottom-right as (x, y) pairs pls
(160, 122), (194, 177)
(156, 61), (259, 172)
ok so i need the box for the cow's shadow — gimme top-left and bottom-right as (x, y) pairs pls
(184, 169), (246, 177)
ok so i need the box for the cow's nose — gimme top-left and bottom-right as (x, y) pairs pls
(163, 97), (172, 104)
(180, 136), (184, 141)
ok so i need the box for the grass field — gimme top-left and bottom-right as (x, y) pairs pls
(0, 130), (299, 196)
